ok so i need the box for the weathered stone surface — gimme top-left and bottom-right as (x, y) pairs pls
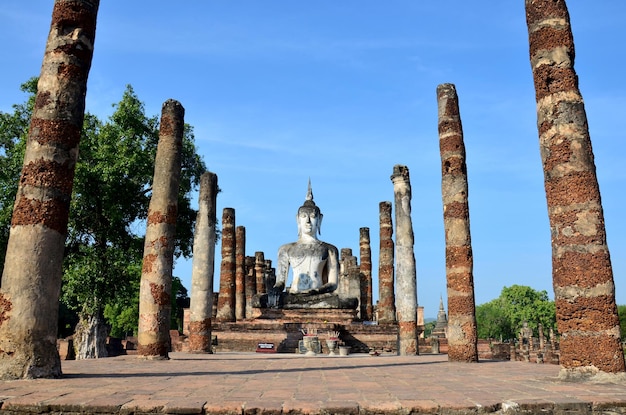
(338, 249), (362, 310)
(245, 255), (257, 318)
(137, 99), (184, 359)
(437, 83), (478, 363)
(525, 0), (625, 375)
(0, 0), (99, 380)
(188, 171), (218, 353)
(391, 165), (418, 355)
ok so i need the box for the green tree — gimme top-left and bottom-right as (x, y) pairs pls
(0, 77), (36, 271)
(618, 305), (626, 340)
(422, 321), (436, 337)
(475, 299), (512, 340)
(476, 285), (556, 341)
(0, 80), (205, 356)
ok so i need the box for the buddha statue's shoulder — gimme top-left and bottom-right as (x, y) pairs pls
(277, 241), (297, 253)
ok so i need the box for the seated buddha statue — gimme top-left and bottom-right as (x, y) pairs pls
(273, 182), (338, 296)
(254, 182), (357, 310)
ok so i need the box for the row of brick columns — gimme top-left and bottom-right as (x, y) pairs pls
(119, 0), (626, 374)
(130, 0), (626, 375)
(130, 0), (626, 373)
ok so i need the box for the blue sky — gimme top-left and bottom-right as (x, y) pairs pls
(1, 2), (625, 319)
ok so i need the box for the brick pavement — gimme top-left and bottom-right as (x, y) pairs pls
(1, 352), (626, 414)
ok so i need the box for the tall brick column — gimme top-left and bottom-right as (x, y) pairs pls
(188, 171), (218, 353)
(378, 201), (396, 324)
(254, 252), (266, 293)
(138, 99), (184, 359)
(245, 256), (256, 318)
(0, 0), (99, 379)
(391, 165), (418, 355)
(216, 208), (236, 321)
(526, 0), (625, 376)
(359, 227), (374, 321)
(437, 83), (478, 363)
(264, 259), (275, 291)
(235, 226), (246, 321)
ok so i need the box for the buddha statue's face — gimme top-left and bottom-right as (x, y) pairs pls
(297, 207), (320, 238)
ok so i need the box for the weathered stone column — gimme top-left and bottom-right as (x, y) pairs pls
(254, 252), (265, 293)
(526, 0), (626, 377)
(245, 256), (256, 318)
(216, 208), (236, 321)
(211, 292), (218, 319)
(437, 83), (479, 363)
(0, 0), (99, 380)
(359, 227), (374, 321)
(338, 249), (361, 309)
(138, 99), (185, 359)
(188, 171), (218, 353)
(235, 226), (246, 321)
(377, 201), (396, 324)
(340, 248), (356, 274)
(391, 165), (418, 356)
(264, 260), (275, 292)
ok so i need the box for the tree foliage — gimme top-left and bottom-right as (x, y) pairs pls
(0, 80), (206, 341)
(476, 285), (556, 341)
(618, 305), (626, 340)
(0, 77), (36, 270)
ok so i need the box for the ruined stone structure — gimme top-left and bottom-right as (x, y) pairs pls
(216, 208), (236, 322)
(206, 185), (396, 354)
(431, 297), (449, 339)
(506, 321), (561, 365)
(235, 226), (246, 321)
(526, 0), (626, 376)
(359, 227), (374, 321)
(338, 249), (362, 314)
(377, 201), (396, 324)
(188, 171), (218, 353)
(437, 83), (479, 363)
(0, 0), (99, 379)
(391, 165), (418, 355)
(182, 182), (406, 354)
(137, 100), (185, 359)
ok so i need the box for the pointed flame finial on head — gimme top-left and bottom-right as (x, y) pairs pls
(306, 177), (314, 202)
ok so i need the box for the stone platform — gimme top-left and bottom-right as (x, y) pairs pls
(1, 353), (625, 415)
(211, 320), (399, 354)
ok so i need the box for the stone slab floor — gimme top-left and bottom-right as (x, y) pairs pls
(1, 353), (626, 414)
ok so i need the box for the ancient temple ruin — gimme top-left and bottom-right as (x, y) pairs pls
(179, 182), (420, 354)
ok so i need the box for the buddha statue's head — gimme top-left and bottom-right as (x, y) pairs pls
(297, 180), (323, 238)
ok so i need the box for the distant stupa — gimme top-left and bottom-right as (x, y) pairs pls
(431, 296), (448, 338)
